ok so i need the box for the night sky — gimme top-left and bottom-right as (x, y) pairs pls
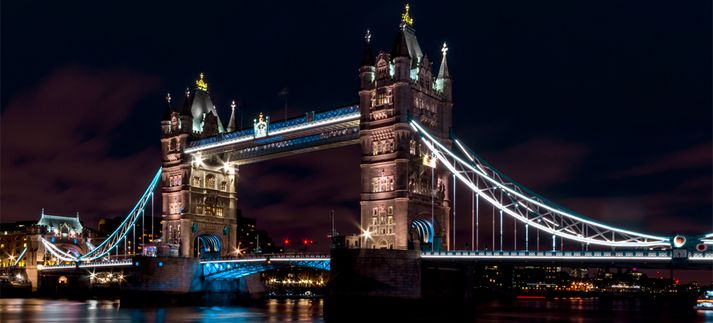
(2, 0), (711, 260)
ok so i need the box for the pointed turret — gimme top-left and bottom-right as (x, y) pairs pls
(161, 93), (174, 134)
(436, 42), (452, 101)
(163, 93), (174, 121)
(391, 3), (423, 81)
(180, 87), (193, 134)
(437, 42), (451, 80)
(181, 73), (226, 134)
(361, 29), (375, 67)
(227, 100), (237, 132)
(360, 30), (376, 91)
(391, 30), (410, 59)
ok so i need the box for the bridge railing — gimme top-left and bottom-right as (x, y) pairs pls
(420, 250), (673, 258)
(38, 259), (133, 271)
(200, 253), (330, 264)
(688, 251), (713, 260)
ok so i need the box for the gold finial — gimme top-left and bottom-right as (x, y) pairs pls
(258, 112), (264, 122)
(441, 42), (448, 56)
(231, 100), (236, 110)
(401, 3), (414, 27)
(166, 92), (172, 103)
(365, 29), (371, 43)
(195, 72), (208, 91)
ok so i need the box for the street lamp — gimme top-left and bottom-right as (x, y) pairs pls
(362, 229), (372, 248)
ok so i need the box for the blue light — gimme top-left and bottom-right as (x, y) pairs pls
(135, 261), (139, 266)
(158, 261), (164, 267)
(51, 236), (55, 243)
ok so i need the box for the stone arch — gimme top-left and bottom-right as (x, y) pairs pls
(409, 218), (434, 251)
(193, 233), (222, 259)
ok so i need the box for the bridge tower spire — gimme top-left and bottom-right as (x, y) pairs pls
(358, 4), (453, 251)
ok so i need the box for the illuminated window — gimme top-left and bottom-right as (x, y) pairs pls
(192, 176), (201, 187)
(169, 139), (177, 151)
(372, 141), (379, 156)
(216, 208), (223, 217)
(206, 175), (216, 189)
(220, 181), (227, 191)
(372, 217), (377, 225)
(387, 206), (393, 215)
(376, 92), (391, 106)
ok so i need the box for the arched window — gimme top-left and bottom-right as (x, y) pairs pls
(206, 175), (216, 189)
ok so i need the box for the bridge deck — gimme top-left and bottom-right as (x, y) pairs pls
(184, 105), (360, 164)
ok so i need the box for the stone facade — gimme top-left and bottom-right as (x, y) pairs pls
(161, 82), (238, 258)
(358, 14), (453, 250)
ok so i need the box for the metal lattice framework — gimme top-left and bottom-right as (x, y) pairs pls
(201, 255), (331, 280)
(410, 120), (671, 249)
(40, 168), (162, 263)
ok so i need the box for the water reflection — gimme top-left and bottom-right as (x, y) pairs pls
(0, 297), (710, 322)
(0, 298), (323, 322)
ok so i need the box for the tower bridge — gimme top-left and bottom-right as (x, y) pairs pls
(20, 4), (712, 298)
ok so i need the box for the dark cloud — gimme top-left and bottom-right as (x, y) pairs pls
(237, 145), (362, 247)
(1, 66), (162, 224)
(481, 137), (591, 190)
(610, 143), (712, 178)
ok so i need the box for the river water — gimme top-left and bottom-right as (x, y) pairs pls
(1, 297), (711, 322)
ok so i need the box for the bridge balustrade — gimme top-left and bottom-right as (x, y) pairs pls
(421, 250), (673, 259)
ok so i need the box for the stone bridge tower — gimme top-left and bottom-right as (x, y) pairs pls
(359, 4), (453, 251)
(160, 75), (238, 258)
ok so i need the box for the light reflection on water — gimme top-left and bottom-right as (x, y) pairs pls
(0, 298), (324, 322)
(1, 297), (711, 322)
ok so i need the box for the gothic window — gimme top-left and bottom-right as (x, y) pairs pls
(387, 206), (393, 215)
(169, 139), (177, 151)
(220, 181), (227, 191)
(376, 92), (391, 106)
(377, 60), (389, 79)
(379, 215), (385, 224)
(193, 176), (201, 187)
(387, 215), (393, 224)
(372, 217), (378, 225)
(372, 141), (379, 156)
(206, 175), (216, 189)
(372, 208), (378, 216)
(216, 208), (223, 217)
(388, 227), (393, 234)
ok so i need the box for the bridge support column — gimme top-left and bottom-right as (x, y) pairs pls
(328, 248), (421, 299)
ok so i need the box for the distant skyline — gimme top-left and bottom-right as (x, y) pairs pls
(1, 1), (710, 257)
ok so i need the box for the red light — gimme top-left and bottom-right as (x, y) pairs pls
(284, 239), (290, 245)
(303, 239), (308, 245)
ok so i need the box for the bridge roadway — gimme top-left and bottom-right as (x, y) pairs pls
(35, 250), (713, 272)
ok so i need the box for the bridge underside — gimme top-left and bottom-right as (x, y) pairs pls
(201, 259), (331, 280)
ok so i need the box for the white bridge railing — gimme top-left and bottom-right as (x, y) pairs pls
(38, 259), (133, 271)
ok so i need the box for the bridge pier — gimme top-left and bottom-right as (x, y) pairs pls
(328, 248), (422, 299)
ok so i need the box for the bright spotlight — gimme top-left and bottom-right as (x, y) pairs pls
(362, 228), (372, 241)
(193, 154), (203, 166)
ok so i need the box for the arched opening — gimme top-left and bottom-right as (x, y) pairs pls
(58, 276), (68, 284)
(193, 234), (221, 259)
(409, 219), (434, 252)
